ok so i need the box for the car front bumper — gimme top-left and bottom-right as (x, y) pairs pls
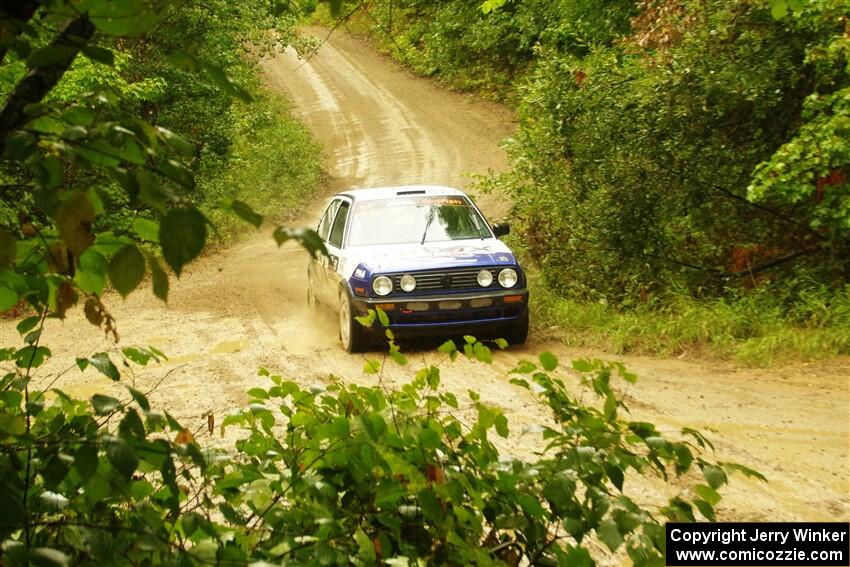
(350, 289), (529, 336)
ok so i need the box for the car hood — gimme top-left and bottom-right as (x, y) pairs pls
(354, 239), (517, 273)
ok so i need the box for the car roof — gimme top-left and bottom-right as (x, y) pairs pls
(337, 185), (467, 202)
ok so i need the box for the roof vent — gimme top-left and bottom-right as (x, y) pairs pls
(396, 189), (427, 195)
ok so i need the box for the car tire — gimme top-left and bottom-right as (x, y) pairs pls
(339, 289), (368, 353)
(503, 309), (529, 347)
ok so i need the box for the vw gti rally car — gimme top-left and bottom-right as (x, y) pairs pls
(307, 186), (529, 352)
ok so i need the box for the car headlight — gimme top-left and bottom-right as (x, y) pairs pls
(498, 268), (518, 288)
(400, 274), (416, 292)
(372, 275), (393, 296)
(477, 269), (493, 287)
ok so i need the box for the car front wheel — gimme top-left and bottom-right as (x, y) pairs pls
(339, 290), (368, 353)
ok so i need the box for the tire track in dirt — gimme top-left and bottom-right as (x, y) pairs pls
(2, 29), (846, 523)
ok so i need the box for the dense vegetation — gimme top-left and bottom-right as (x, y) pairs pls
(0, 1), (767, 565)
(0, 0), (322, 304)
(325, 0), (850, 362)
(3, 322), (760, 566)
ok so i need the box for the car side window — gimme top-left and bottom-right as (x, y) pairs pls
(328, 200), (350, 248)
(317, 200), (341, 242)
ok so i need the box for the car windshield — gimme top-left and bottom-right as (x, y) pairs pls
(347, 195), (491, 247)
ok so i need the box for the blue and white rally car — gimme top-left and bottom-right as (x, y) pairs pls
(308, 186), (529, 352)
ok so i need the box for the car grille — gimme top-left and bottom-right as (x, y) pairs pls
(388, 267), (500, 295)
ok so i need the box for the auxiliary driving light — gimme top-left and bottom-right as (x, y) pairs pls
(400, 274), (416, 292)
(372, 275), (393, 296)
(498, 268), (518, 288)
(477, 269), (493, 287)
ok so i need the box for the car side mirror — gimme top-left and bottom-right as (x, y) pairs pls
(492, 222), (510, 238)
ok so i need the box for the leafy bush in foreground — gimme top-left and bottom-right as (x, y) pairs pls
(0, 326), (762, 566)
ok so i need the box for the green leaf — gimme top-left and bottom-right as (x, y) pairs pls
(62, 106), (95, 127)
(119, 409), (146, 438)
(74, 445), (98, 482)
(122, 347), (152, 366)
(694, 499), (716, 521)
(27, 45), (77, 68)
(673, 444), (693, 474)
(389, 347), (407, 366)
(87, 352), (120, 380)
(127, 387), (151, 412)
(722, 462), (767, 482)
(376, 306), (390, 327)
(109, 245), (145, 297)
(0, 286), (19, 311)
(770, 0), (788, 19)
(16, 316), (40, 335)
(0, 413), (26, 436)
(272, 227), (328, 259)
(156, 127), (194, 156)
(425, 365), (440, 389)
(494, 414), (509, 437)
(417, 489), (442, 523)
(363, 359), (381, 374)
(701, 464), (728, 489)
(418, 427), (441, 449)
(604, 393), (617, 420)
(159, 159), (195, 188)
(539, 351), (558, 371)
(29, 548), (69, 567)
(146, 253), (169, 301)
(695, 484), (721, 506)
(563, 546), (593, 567)
(56, 192), (96, 257)
(572, 358), (594, 372)
(106, 437), (139, 478)
(597, 519), (623, 552)
(136, 170), (173, 210)
(355, 309), (376, 328)
(76, 249), (107, 295)
(91, 394), (121, 414)
(606, 462), (624, 492)
(354, 528), (376, 562)
(81, 45), (114, 65)
(15, 346), (50, 368)
(247, 387), (268, 399)
(86, 0), (164, 36)
(133, 218), (160, 242)
(160, 207), (207, 276)
(473, 342), (492, 363)
(229, 200), (263, 228)
(437, 340), (457, 356)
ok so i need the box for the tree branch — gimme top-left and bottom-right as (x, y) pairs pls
(0, 14), (96, 148)
(0, 1), (40, 66)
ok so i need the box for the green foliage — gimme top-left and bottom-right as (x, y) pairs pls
(530, 269), (850, 364)
(329, 0), (635, 97)
(503, 0), (847, 303)
(354, 0), (850, 346)
(0, 0), (328, 333)
(0, 327), (754, 565)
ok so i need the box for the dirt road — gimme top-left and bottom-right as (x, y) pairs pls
(3, 30), (847, 523)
